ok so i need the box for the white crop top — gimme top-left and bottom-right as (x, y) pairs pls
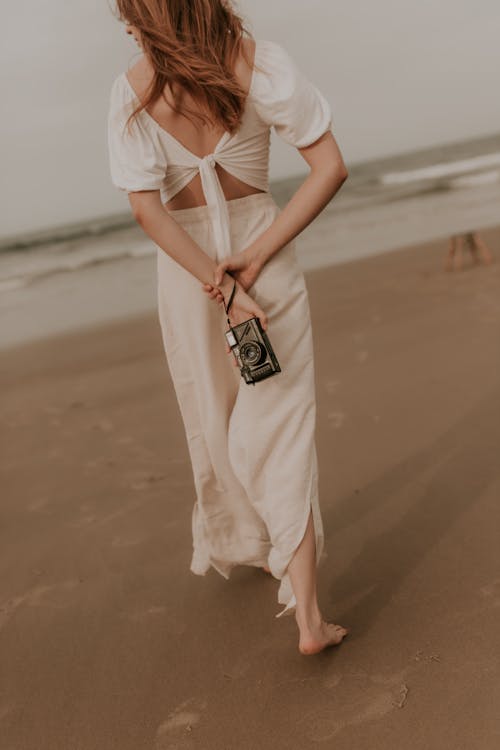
(107, 39), (332, 259)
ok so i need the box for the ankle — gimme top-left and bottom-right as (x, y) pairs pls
(295, 604), (323, 631)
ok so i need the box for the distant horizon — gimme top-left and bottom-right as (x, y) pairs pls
(2, 130), (498, 252)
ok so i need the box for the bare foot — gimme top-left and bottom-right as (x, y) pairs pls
(261, 565), (271, 574)
(298, 619), (349, 655)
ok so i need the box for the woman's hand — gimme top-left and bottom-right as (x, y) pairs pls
(201, 246), (262, 308)
(201, 274), (268, 331)
(214, 248), (264, 292)
(225, 280), (268, 330)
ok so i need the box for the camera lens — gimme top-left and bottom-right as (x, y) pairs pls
(240, 340), (265, 366)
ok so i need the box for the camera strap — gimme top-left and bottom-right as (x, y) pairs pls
(223, 276), (237, 326)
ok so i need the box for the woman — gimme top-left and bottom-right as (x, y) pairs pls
(107, 0), (349, 655)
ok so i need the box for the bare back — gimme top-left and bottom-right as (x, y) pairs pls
(125, 38), (264, 210)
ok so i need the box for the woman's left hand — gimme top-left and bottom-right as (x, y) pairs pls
(201, 248), (264, 303)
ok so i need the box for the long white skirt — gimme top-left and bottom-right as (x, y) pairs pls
(156, 191), (326, 618)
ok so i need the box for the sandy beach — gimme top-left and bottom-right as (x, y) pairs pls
(1, 227), (500, 749)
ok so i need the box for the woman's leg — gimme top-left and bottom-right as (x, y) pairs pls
(287, 508), (349, 655)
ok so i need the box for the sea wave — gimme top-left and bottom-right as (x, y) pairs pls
(0, 237), (156, 291)
(379, 152), (500, 185)
(2, 134), (499, 289)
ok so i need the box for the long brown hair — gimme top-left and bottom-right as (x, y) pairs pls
(112, 0), (257, 136)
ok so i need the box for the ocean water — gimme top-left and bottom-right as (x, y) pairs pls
(1, 132), (499, 293)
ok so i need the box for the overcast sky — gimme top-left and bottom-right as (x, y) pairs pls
(2, 0), (499, 239)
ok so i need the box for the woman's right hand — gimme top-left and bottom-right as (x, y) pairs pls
(223, 279), (268, 331)
(203, 271), (268, 339)
(213, 247), (264, 293)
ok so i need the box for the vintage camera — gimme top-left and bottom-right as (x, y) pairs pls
(225, 317), (281, 385)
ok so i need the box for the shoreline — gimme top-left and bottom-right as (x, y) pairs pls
(1, 182), (500, 351)
(2, 130), (499, 252)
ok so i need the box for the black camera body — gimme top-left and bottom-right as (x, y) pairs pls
(225, 316), (281, 385)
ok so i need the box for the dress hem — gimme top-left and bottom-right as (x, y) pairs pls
(189, 441), (325, 620)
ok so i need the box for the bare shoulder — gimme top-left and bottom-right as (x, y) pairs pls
(125, 55), (154, 97)
(235, 36), (257, 91)
(240, 35), (257, 57)
(239, 37), (257, 67)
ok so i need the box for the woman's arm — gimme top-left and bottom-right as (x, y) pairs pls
(127, 190), (237, 300)
(128, 190), (223, 285)
(250, 130), (348, 268)
(210, 130), (347, 288)
(126, 190), (269, 327)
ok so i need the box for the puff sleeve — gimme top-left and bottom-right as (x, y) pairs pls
(106, 74), (168, 192)
(252, 40), (333, 148)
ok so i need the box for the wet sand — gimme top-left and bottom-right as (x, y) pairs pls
(1, 228), (500, 749)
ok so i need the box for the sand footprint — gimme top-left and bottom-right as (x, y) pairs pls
(300, 669), (411, 741)
(110, 534), (145, 548)
(125, 605), (168, 621)
(123, 605), (186, 635)
(479, 578), (500, 607)
(0, 579), (81, 630)
(130, 473), (168, 490)
(155, 698), (207, 749)
(327, 410), (345, 428)
(68, 498), (145, 528)
(324, 378), (341, 395)
(27, 496), (51, 512)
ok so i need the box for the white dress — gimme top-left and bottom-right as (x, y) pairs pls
(107, 39), (333, 618)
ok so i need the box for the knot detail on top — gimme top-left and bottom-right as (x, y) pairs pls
(108, 38), (333, 265)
